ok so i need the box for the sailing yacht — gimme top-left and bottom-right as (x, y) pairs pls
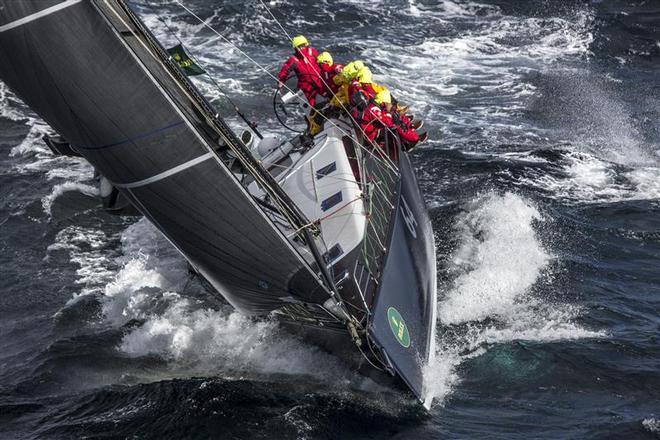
(0, 0), (437, 408)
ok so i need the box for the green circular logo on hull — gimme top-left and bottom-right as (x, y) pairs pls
(387, 307), (411, 348)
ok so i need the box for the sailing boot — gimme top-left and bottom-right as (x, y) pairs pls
(403, 132), (428, 152)
(307, 109), (324, 136)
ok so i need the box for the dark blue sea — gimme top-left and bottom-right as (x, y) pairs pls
(1, 0), (659, 438)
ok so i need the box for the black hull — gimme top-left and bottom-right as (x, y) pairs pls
(280, 152), (437, 406)
(367, 152), (437, 407)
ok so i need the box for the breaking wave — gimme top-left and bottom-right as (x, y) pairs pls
(439, 192), (549, 324)
(113, 220), (367, 384)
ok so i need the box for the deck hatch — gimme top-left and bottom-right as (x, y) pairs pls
(321, 191), (342, 212)
(316, 161), (337, 180)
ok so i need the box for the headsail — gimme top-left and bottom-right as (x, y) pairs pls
(0, 0), (330, 314)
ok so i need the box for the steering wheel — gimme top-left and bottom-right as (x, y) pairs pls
(272, 87), (307, 133)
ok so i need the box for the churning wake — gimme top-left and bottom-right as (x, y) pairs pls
(53, 217), (382, 394)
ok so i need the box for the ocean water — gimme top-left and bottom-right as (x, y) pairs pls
(1, 0), (659, 438)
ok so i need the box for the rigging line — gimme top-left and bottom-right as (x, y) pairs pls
(286, 194), (365, 240)
(316, 195), (364, 224)
(144, 0), (263, 138)
(253, 0), (402, 171)
(256, 0), (293, 40)
(171, 0), (399, 176)
(116, 2), (311, 238)
(163, 2), (388, 318)
(358, 339), (386, 372)
(110, 1), (310, 250)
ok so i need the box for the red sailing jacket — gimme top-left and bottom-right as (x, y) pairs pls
(278, 47), (321, 105)
(392, 113), (419, 143)
(319, 63), (344, 97)
(352, 103), (419, 145)
(351, 103), (393, 142)
(348, 80), (377, 107)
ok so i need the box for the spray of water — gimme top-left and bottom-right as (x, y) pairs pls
(425, 192), (603, 405)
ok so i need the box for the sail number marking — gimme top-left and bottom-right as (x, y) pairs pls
(400, 196), (418, 238)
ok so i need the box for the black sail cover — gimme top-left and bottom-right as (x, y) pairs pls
(0, 0), (326, 314)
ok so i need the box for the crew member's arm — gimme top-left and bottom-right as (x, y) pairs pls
(277, 56), (297, 88)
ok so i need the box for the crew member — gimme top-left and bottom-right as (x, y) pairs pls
(338, 60), (364, 85)
(374, 90), (424, 149)
(350, 89), (393, 144)
(330, 60), (365, 108)
(349, 66), (389, 106)
(277, 35), (321, 106)
(316, 51), (343, 98)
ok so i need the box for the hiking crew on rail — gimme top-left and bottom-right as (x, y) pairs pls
(277, 35), (427, 152)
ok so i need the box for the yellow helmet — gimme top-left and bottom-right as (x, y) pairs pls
(342, 60), (365, 81)
(356, 67), (373, 84)
(292, 35), (309, 49)
(317, 51), (333, 65)
(374, 89), (392, 105)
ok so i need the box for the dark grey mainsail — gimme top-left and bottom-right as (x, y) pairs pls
(0, 0), (330, 314)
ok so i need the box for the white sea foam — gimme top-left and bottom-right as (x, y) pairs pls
(4, 107), (96, 211)
(439, 192), (550, 324)
(41, 182), (100, 216)
(88, 219), (373, 389)
(0, 82), (31, 122)
(0, 98), (98, 215)
(47, 226), (117, 299)
(510, 151), (660, 203)
(422, 346), (461, 406)
(644, 418), (660, 435)
(9, 120), (51, 158)
(426, 192), (604, 405)
(358, 5), (594, 141)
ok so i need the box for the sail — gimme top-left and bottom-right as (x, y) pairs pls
(0, 0), (329, 314)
